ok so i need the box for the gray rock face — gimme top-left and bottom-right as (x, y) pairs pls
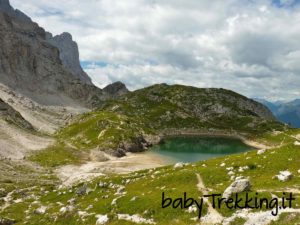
(46, 32), (92, 85)
(0, 0), (12, 12)
(222, 177), (251, 199)
(0, 98), (33, 130)
(103, 82), (129, 97)
(0, 0), (110, 108)
(0, 0), (31, 21)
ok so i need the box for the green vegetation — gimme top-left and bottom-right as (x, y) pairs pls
(2, 84), (299, 224)
(1, 129), (300, 224)
(30, 84), (286, 167)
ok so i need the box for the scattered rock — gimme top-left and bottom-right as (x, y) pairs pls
(174, 162), (184, 169)
(59, 205), (75, 214)
(257, 149), (266, 155)
(0, 218), (16, 225)
(76, 185), (89, 196)
(274, 171), (293, 182)
(187, 205), (197, 213)
(222, 177), (251, 199)
(96, 214), (109, 225)
(220, 163), (226, 167)
(294, 141), (300, 146)
(228, 171), (235, 176)
(117, 214), (156, 224)
(99, 182), (108, 188)
(130, 196), (138, 201)
(116, 186), (125, 195)
(34, 206), (47, 215)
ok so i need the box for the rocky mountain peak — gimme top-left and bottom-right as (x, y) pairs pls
(0, 0), (128, 107)
(103, 82), (129, 96)
(0, 0), (31, 21)
(46, 32), (92, 85)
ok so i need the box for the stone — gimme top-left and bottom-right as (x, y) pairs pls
(34, 206), (47, 215)
(96, 215), (109, 225)
(257, 149), (266, 155)
(46, 32), (92, 85)
(174, 162), (184, 169)
(59, 205), (75, 214)
(294, 141), (300, 146)
(274, 171), (293, 182)
(222, 177), (251, 199)
(130, 196), (138, 201)
(228, 171), (235, 176)
(76, 185), (87, 196)
(0, 217), (16, 225)
(117, 214), (156, 224)
(187, 205), (198, 213)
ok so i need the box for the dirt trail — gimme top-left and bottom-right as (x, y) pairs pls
(196, 173), (224, 224)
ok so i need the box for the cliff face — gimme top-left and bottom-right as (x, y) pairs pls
(46, 32), (92, 85)
(0, 0), (110, 108)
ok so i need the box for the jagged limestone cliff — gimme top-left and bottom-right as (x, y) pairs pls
(0, 0), (111, 108)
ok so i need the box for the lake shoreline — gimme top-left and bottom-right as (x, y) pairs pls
(157, 129), (268, 150)
(57, 131), (268, 186)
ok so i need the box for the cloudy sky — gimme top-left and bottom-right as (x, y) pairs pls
(10, 0), (300, 101)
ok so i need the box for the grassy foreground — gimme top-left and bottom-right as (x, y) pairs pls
(1, 129), (300, 224)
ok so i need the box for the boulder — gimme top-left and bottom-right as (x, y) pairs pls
(274, 171), (293, 182)
(76, 185), (87, 196)
(222, 177), (251, 199)
(174, 162), (184, 169)
(96, 215), (109, 225)
(294, 141), (300, 146)
(0, 217), (16, 225)
(34, 206), (47, 215)
(257, 149), (266, 155)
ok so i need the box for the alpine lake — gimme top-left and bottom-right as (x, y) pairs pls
(146, 136), (254, 164)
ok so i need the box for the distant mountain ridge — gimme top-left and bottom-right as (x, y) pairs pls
(255, 98), (300, 128)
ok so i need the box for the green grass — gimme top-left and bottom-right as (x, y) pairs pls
(5, 84), (298, 224)
(29, 143), (82, 167)
(2, 129), (300, 224)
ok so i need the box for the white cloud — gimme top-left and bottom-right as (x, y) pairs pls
(9, 0), (300, 101)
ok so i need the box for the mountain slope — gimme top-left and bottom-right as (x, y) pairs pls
(31, 84), (285, 166)
(256, 98), (300, 128)
(46, 32), (92, 85)
(0, 0), (110, 108)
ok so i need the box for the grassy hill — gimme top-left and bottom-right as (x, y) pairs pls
(30, 84), (285, 167)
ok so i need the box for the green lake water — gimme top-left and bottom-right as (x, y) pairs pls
(147, 136), (253, 164)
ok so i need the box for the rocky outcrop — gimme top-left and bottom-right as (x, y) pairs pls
(0, 0), (31, 22)
(103, 82), (129, 97)
(0, 0), (118, 108)
(222, 177), (251, 199)
(0, 98), (33, 130)
(46, 32), (92, 85)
